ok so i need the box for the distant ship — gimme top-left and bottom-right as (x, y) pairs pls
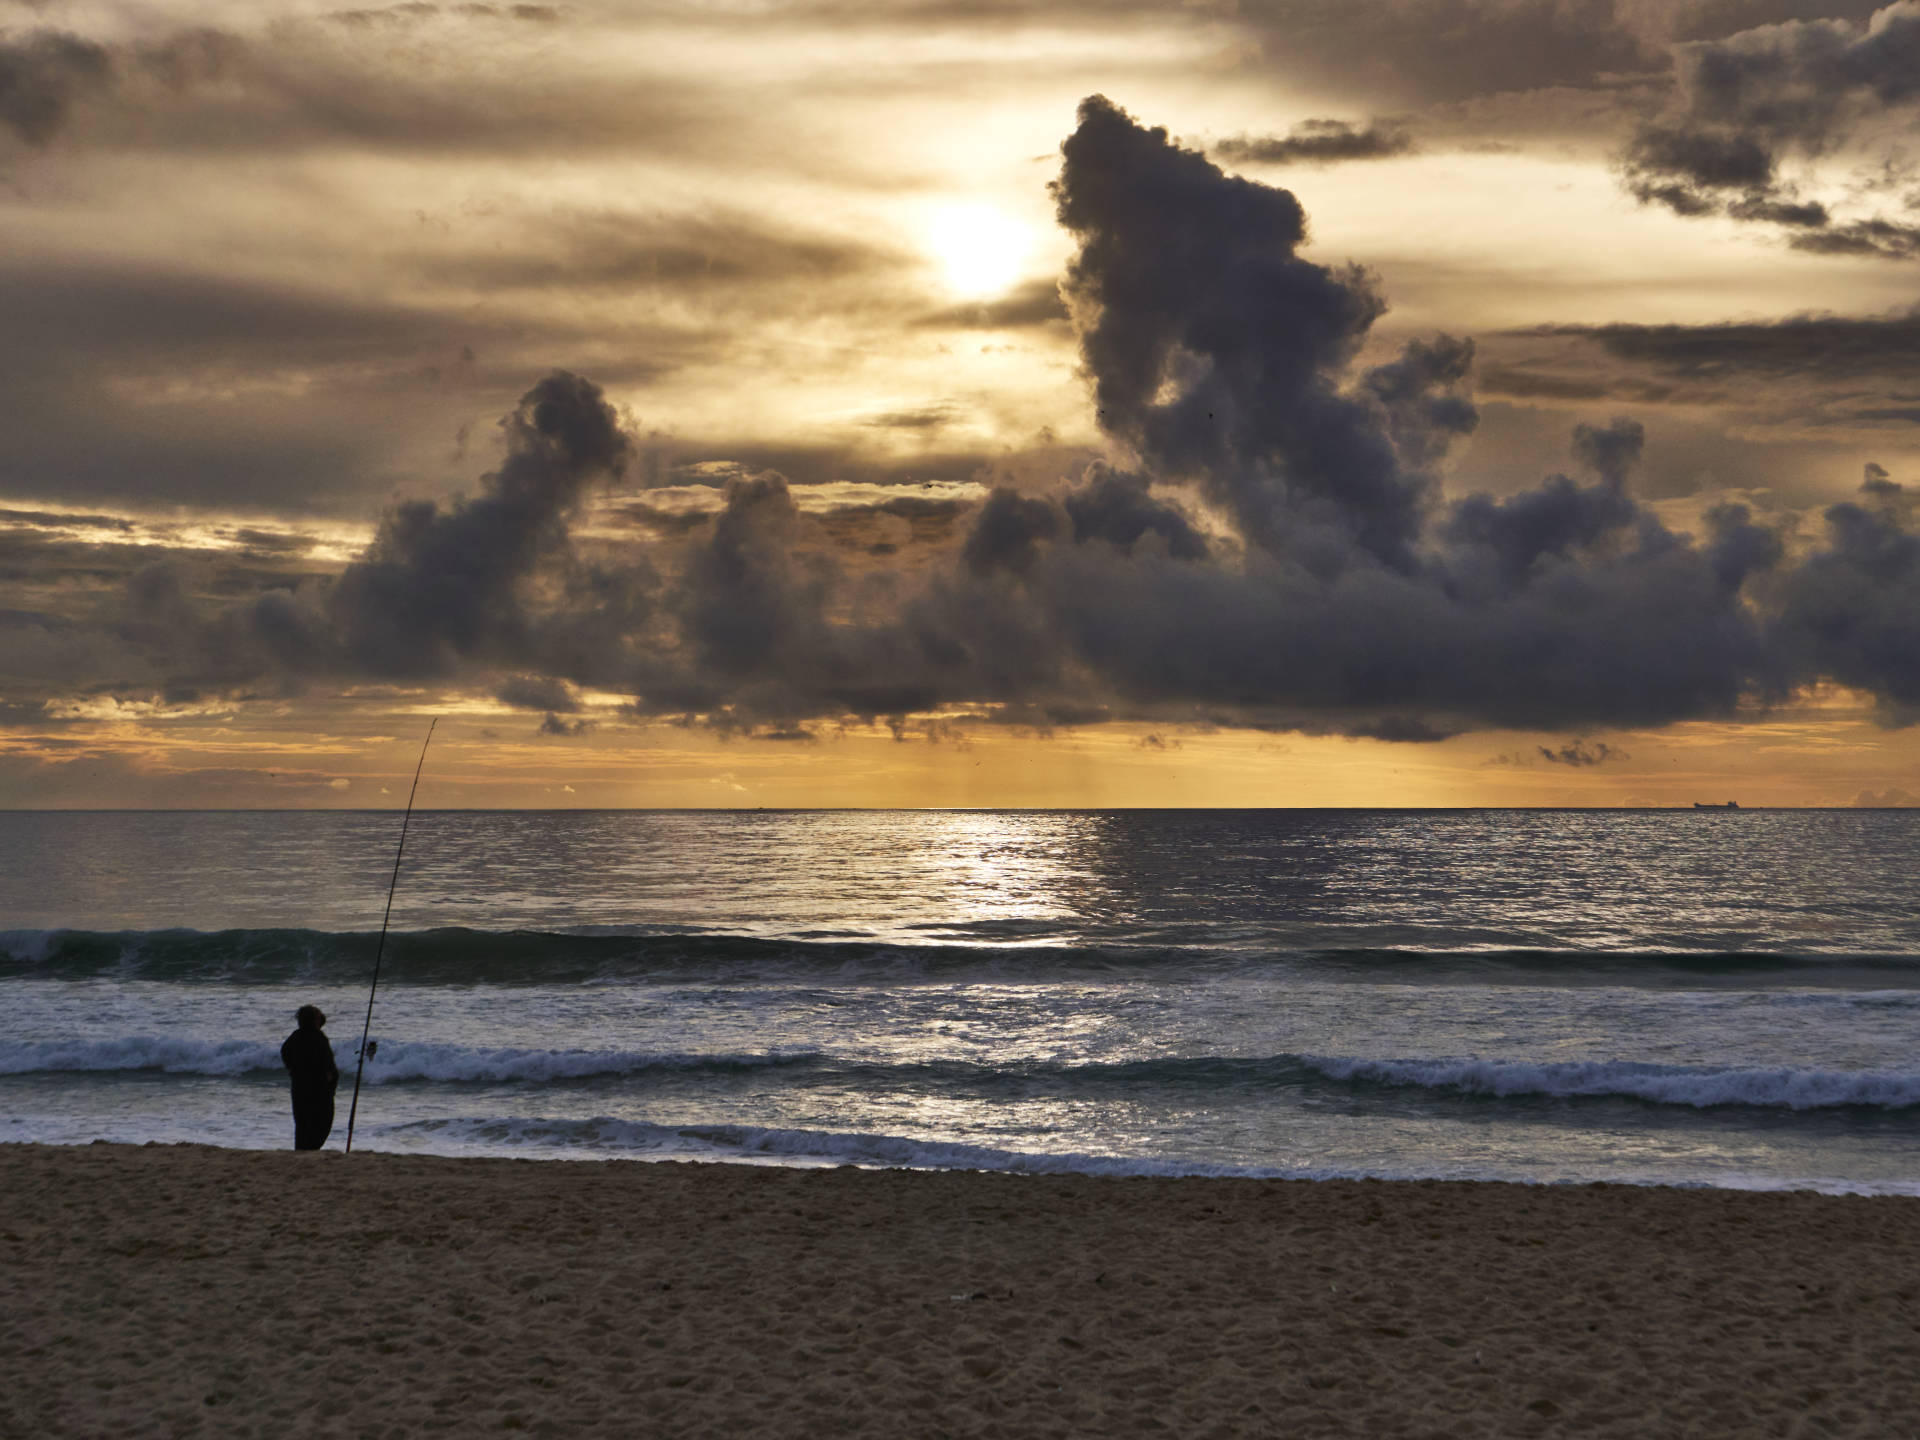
(1692, 800), (1740, 809)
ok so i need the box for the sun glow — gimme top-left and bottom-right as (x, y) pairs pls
(927, 203), (1030, 298)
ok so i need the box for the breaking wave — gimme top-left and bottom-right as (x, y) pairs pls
(1304, 1055), (1920, 1110)
(6, 926), (1920, 988)
(9, 1031), (1920, 1112)
(0, 927), (1180, 985)
(0, 1035), (821, 1083)
(380, 1114), (1295, 1177)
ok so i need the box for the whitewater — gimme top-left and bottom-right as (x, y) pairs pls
(5, 807), (1920, 1191)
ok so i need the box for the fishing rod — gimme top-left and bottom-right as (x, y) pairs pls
(344, 717), (436, 1154)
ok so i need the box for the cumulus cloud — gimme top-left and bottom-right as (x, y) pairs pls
(342, 373), (626, 669)
(1054, 95), (1467, 570)
(46, 95), (1920, 746)
(1622, 2), (1920, 256)
(1063, 465), (1209, 560)
(244, 370), (634, 681)
(1770, 470), (1920, 716)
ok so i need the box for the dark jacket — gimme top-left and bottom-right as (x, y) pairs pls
(281, 1027), (339, 1099)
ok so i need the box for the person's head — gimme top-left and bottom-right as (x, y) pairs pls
(296, 1005), (326, 1030)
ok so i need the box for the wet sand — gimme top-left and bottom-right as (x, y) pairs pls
(4, 1142), (1918, 1437)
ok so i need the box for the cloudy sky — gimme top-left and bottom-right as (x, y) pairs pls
(4, 0), (1920, 807)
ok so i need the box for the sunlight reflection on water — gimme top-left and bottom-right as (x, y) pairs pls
(6, 808), (1920, 955)
(10, 810), (1920, 1188)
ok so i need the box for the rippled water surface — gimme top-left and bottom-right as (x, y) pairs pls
(5, 807), (1918, 952)
(5, 808), (1920, 1190)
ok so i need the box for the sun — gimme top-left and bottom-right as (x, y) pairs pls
(927, 203), (1030, 299)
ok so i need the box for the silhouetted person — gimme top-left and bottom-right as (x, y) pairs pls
(281, 1005), (339, 1151)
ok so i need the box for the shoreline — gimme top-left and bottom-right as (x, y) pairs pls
(8, 1143), (1920, 1436)
(16, 1134), (1920, 1199)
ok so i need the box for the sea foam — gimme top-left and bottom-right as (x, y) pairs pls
(1304, 1055), (1920, 1109)
(0, 1035), (819, 1084)
(383, 1113), (1296, 1177)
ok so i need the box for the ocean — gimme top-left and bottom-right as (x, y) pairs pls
(5, 808), (1920, 1192)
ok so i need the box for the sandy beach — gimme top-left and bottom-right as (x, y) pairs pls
(4, 1144), (1917, 1438)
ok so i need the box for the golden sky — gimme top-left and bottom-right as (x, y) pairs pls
(3, 0), (1920, 806)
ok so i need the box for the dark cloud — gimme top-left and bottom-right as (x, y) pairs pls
(863, 406), (956, 432)
(1704, 501), (1787, 591)
(1730, 193), (1831, 227)
(660, 473), (822, 690)
(1054, 94), (1463, 570)
(269, 371), (632, 679)
(326, 4), (444, 27)
(0, 31), (111, 145)
(1229, 0), (1650, 107)
(1485, 309), (1920, 425)
(1362, 336), (1480, 471)
(41, 95), (1920, 747)
(915, 279), (1069, 330)
(811, 493), (974, 560)
(227, 528), (319, 557)
(0, 262), (466, 511)
(0, 25), (259, 149)
(1349, 716), (1459, 743)
(1622, 2), (1920, 253)
(0, 16), (710, 162)
(497, 673), (578, 711)
(1214, 118), (1415, 166)
(1441, 464), (1638, 590)
(0, 259), (462, 357)
(1788, 216), (1920, 258)
(327, 4), (562, 28)
(846, 100), (1783, 738)
(653, 443), (1015, 495)
(960, 487), (1058, 577)
(0, 251), (702, 513)
(1475, 366), (1662, 404)
(0, 515), (330, 705)
(616, 501), (716, 539)
(622, 474), (960, 725)
(1570, 416), (1646, 485)
(7, 2), (1893, 174)
(624, 473), (956, 726)
(1771, 472), (1920, 715)
(0, 508), (134, 534)
(1628, 125), (1776, 194)
(438, 208), (896, 296)
(1062, 465), (1208, 560)
(1538, 738), (1629, 765)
